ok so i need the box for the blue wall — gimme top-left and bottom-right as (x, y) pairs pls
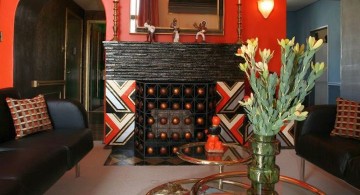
(287, 0), (340, 104)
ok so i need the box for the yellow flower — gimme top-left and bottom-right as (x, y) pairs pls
(259, 49), (274, 63)
(255, 62), (268, 72)
(311, 62), (325, 74)
(278, 37), (295, 48)
(308, 36), (323, 50)
(247, 38), (258, 48)
(239, 62), (248, 72)
(293, 43), (305, 55)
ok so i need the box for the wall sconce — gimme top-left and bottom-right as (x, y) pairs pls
(258, 0), (274, 19)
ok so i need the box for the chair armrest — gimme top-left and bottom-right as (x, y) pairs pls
(46, 99), (89, 129)
(294, 105), (337, 144)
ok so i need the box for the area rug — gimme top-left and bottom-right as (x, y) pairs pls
(104, 146), (195, 166)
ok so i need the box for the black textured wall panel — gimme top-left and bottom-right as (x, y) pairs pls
(104, 42), (244, 82)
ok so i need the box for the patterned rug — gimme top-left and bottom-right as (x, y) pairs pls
(104, 141), (195, 166)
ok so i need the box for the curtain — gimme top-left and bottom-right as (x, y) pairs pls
(138, 0), (159, 27)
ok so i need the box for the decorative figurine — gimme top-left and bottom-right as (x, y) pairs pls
(170, 18), (180, 43)
(205, 116), (224, 153)
(144, 20), (156, 43)
(193, 20), (207, 42)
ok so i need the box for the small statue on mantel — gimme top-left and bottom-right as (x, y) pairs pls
(205, 116), (224, 153)
(170, 18), (180, 43)
(144, 20), (156, 43)
(193, 20), (207, 42)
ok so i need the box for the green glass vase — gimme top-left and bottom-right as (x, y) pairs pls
(247, 134), (280, 195)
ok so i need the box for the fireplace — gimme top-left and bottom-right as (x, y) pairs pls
(103, 42), (247, 150)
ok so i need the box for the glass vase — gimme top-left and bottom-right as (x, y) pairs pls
(247, 134), (280, 195)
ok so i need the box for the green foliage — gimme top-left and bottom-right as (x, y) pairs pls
(237, 37), (325, 136)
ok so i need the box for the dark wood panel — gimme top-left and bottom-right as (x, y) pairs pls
(104, 42), (244, 82)
(14, 0), (84, 97)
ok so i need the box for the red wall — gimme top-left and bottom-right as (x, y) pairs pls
(0, 0), (285, 89)
(0, 0), (19, 88)
(103, 0), (286, 73)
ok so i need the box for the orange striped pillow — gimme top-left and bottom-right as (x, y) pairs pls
(331, 98), (360, 139)
(6, 94), (53, 138)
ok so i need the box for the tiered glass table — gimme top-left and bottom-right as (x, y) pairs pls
(146, 142), (325, 195)
(146, 171), (325, 195)
(176, 142), (252, 173)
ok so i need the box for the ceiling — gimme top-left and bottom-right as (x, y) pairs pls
(287, 0), (318, 11)
(72, 0), (318, 12)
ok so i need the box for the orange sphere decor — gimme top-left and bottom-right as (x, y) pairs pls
(197, 103), (205, 111)
(172, 117), (180, 125)
(184, 87), (192, 96)
(183, 147), (191, 154)
(159, 117), (168, 125)
(147, 132), (155, 139)
(147, 147), (154, 154)
(172, 102), (180, 110)
(196, 146), (204, 153)
(147, 87), (155, 95)
(197, 132), (204, 140)
(147, 117), (155, 125)
(172, 147), (179, 154)
(160, 102), (168, 109)
(147, 102), (155, 110)
(172, 87), (181, 96)
(197, 87), (205, 96)
(160, 132), (168, 140)
(160, 87), (168, 95)
(196, 117), (204, 125)
(184, 132), (192, 140)
(184, 117), (192, 125)
(160, 146), (167, 155)
(184, 102), (192, 110)
(171, 132), (180, 141)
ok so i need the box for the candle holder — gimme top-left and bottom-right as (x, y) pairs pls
(237, 1), (243, 44)
(111, 0), (119, 41)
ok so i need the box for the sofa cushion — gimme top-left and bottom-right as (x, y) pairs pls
(296, 133), (360, 178)
(331, 98), (360, 140)
(0, 147), (68, 195)
(0, 128), (93, 169)
(6, 94), (53, 138)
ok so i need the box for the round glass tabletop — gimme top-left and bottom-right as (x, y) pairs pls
(176, 142), (252, 166)
(146, 171), (325, 195)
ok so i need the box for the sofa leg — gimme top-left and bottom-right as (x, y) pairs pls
(75, 163), (80, 178)
(300, 158), (305, 181)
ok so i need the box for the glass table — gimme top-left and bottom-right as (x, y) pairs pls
(176, 142), (252, 173)
(146, 171), (325, 195)
(146, 142), (325, 195)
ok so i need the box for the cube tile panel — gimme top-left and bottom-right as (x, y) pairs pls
(134, 81), (216, 158)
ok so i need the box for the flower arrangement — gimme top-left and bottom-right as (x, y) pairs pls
(236, 36), (325, 136)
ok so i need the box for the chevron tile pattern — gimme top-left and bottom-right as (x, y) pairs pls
(105, 80), (136, 145)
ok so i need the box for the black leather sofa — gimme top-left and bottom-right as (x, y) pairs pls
(0, 88), (94, 194)
(295, 105), (360, 189)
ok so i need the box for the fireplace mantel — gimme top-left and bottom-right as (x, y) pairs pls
(103, 41), (246, 146)
(104, 41), (244, 82)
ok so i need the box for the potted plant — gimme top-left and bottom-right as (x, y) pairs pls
(236, 36), (325, 194)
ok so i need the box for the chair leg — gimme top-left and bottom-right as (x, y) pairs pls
(300, 158), (305, 181)
(75, 163), (80, 178)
